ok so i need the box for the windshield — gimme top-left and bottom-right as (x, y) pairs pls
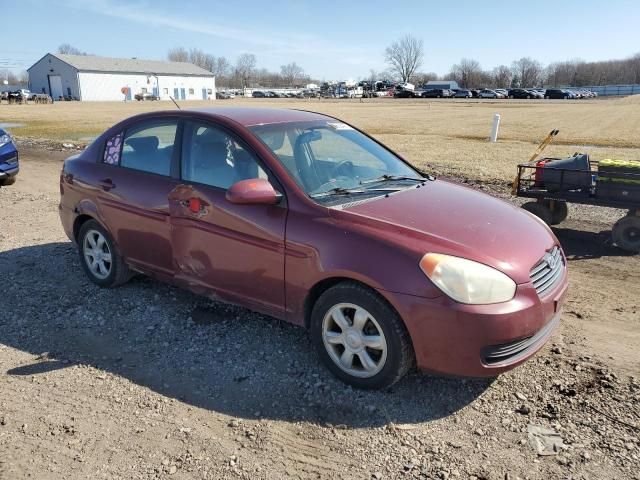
(250, 120), (421, 198)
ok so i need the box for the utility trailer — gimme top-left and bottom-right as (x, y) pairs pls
(514, 156), (640, 252)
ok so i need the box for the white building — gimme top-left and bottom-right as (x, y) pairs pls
(28, 53), (216, 101)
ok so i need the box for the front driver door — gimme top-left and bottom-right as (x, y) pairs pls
(168, 120), (287, 318)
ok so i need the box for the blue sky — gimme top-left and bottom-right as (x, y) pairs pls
(2, 0), (640, 80)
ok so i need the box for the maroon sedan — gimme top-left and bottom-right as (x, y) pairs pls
(59, 107), (568, 389)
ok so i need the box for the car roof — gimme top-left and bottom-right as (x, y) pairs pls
(188, 107), (331, 127)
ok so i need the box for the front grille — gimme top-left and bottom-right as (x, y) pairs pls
(481, 312), (560, 365)
(529, 246), (564, 296)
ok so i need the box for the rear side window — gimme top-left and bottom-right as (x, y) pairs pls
(120, 121), (178, 176)
(103, 132), (123, 165)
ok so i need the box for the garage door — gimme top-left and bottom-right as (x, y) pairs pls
(48, 75), (63, 99)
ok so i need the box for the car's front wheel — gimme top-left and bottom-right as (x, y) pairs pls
(78, 220), (131, 287)
(310, 282), (414, 389)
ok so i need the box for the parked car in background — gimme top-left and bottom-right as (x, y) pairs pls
(544, 89), (571, 99)
(454, 89), (473, 98)
(265, 91), (280, 98)
(59, 107), (567, 389)
(0, 128), (19, 187)
(478, 89), (503, 99)
(394, 89), (415, 98)
(508, 88), (536, 99)
(526, 89), (544, 99)
(251, 90), (266, 98)
(495, 89), (509, 98)
(470, 89), (481, 98)
(422, 88), (453, 98)
(134, 92), (159, 101)
(216, 92), (231, 99)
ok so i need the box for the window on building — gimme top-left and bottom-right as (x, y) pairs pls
(188, 88), (194, 95)
(141, 87), (148, 94)
(163, 88), (168, 95)
(207, 89), (212, 94)
(181, 121), (267, 189)
(119, 121), (178, 176)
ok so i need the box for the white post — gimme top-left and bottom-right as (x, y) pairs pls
(490, 113), (501, 142)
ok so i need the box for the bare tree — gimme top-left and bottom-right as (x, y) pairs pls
(235, 54), (257, 88)
(492, 65), (512, 88)
(167, 47), (189, 63)
(384, 35), (424, 83)
(450, 58), (482, 88)
(511, 57), (542, 88)
(412, 72), (439, 86)
(212, 57), (230, 79)
(57, 44), (89, 55)
(280, 62), (305, 86)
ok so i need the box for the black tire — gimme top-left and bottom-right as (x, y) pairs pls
(522, 201), (553, 225)
(310, 282), (414, 390)
(612, 215), (640, 253)
(544, 200), (568, 225)
(78, 220), (131, 287)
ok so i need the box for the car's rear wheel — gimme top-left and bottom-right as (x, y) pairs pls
(310, 282), (414, 389)
(78, 220), (131, 287)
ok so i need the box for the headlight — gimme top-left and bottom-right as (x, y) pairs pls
(419, 253), (516, 304)
(0, 134), (12, 148)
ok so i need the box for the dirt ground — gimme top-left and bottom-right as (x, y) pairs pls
(0, 105), (639, 479)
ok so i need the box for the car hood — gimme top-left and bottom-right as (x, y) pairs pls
(338, 180), (558, 284)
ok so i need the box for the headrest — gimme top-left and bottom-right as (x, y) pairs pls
(125, 136), (159, 153)
(196, 129), (227, 144)
(261, 130), (285, 150)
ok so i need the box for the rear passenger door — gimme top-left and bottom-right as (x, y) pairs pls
(96, 118), (179, 276)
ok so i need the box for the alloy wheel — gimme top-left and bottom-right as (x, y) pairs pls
(322, 303), (388, 378)
(83, 229), (113, 280)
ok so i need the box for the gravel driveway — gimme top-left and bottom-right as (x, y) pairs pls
(0, 145), (638, 479)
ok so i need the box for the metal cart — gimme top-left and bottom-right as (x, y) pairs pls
(513, 156), (640, 253)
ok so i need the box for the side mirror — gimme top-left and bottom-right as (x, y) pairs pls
(225, 178), (280, 205)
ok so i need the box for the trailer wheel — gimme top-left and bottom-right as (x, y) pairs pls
(522, 202), (553, 225)
(545, 200), (568, 225)
(612, 215), (640, 253)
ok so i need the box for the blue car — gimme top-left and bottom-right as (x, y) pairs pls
(0, 128), (19, 186)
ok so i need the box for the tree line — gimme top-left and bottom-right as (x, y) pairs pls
(383, 35), (640, 89)
(167, 47), (311, 88)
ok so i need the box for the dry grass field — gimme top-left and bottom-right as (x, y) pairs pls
(2, 96), (640, 184)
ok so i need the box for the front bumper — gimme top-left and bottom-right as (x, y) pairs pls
(383, 272), (568, 377)
(0, 148), (19, 184)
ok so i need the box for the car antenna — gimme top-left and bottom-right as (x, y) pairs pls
(169, 96), (181, 110)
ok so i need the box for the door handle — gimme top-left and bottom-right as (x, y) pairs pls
(99, 178), (115, 191)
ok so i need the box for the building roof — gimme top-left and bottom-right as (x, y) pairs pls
(43, 53), (215, 77)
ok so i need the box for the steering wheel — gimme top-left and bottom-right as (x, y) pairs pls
(330, 160), (355, 178)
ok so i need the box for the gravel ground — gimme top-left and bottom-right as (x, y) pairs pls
(0, 144), (638, 479)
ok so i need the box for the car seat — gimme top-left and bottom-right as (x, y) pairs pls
(123, 136), (167, 175)
(191, 131), (235, 188)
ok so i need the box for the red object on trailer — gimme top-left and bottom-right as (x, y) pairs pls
(534, 159), (552, 186)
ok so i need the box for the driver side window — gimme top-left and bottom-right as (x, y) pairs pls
(181, 121), (266, 189)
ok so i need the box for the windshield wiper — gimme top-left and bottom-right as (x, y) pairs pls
(310, 186), (400, 199)
(360, 174), (434, 186)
